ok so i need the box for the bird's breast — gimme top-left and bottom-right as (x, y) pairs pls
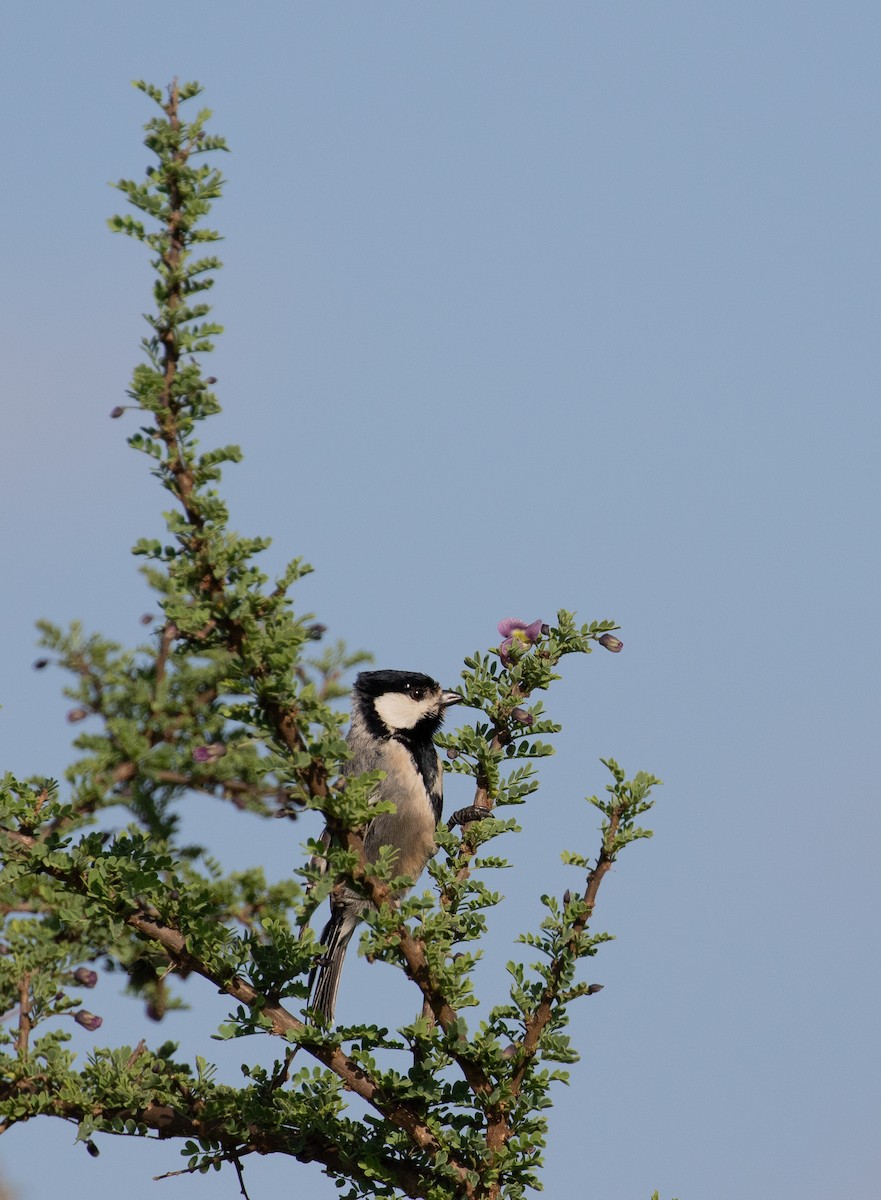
(364, 739), (439, 878)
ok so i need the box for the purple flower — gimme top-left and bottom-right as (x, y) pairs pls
(109, 405), (125, 419)
(192, 743), (227, 763)
(74, 1010), (103, 1032)
(498, 618), (544, 667)
(73, 967), (98, 988)
(598, 633), (624, 653)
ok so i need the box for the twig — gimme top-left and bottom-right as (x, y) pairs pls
(232, 1155), (251, 1200)
(510, 809), (621, 1095)
(446, 683), (528, 889)
(153, 621), (178, 687)
(267, 1046), (296, 1091)
(446, 804), (493, 831)
(155, 1147), (250, 1199)
(126, 1039), (147, 1069)
(15, 972), (32, 1060)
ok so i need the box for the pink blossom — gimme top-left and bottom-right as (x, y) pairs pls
(498, 618), (544, 667)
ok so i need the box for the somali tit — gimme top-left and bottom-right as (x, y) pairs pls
(309, 669), (463, 1023)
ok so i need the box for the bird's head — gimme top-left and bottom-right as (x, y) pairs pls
(353, 669), (463, 739)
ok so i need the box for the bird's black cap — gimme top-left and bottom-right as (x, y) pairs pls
(354, 670), (440, 697)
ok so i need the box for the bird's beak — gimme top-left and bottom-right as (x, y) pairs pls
(441, 690), (464, 707)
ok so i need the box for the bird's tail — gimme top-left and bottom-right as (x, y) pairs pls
(309, 905), (361, 1024)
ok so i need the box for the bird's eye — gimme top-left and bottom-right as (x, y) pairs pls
(409, 687), (425, 701)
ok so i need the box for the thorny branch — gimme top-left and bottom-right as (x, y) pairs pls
(446, 681), (528, 890)
(0, 1082), (430, 1200)
(0, 825), (476, 1196)
(509, 810), (620, 1100)
(148, 86), (330, 806)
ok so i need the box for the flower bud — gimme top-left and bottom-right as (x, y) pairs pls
(306, 623), (327, 641)
(587, 983), (604, 995)
(598, 633), (623, 653)
(562, 890), (572, 906)
(541, 624), (550, 637)
(205, 376), (218, 385)
(67, 708), (88, 723)
(109, 405), (125, 419)
(192, 743), (226, 763)
(75, 1010), (103, 1031)
(140, 613), (154, 625)
(446, 748), (459, 761)
(496, 729), (511, 746)
(73, 967), (98, 988)
(86, 1140), (100, 1158)
(511, 707), (533, 726)
(33, 658), (50, 670)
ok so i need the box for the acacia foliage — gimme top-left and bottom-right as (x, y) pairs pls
(0, 82), (662, 1200)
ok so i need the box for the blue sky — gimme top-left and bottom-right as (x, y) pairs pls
(2, 4), (879, 1198)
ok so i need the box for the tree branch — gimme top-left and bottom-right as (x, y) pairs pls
(0, 825), (475, 1195)
(510, 810), (620, 1096)
(0, 1086), (433, 1200)
(145, 83), (330, 807)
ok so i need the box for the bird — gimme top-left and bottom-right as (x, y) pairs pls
(308, 669), (463, 1024)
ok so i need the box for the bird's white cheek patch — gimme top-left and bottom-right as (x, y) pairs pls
(374, 692), (423, 730)
(374, 692), (419, 730)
